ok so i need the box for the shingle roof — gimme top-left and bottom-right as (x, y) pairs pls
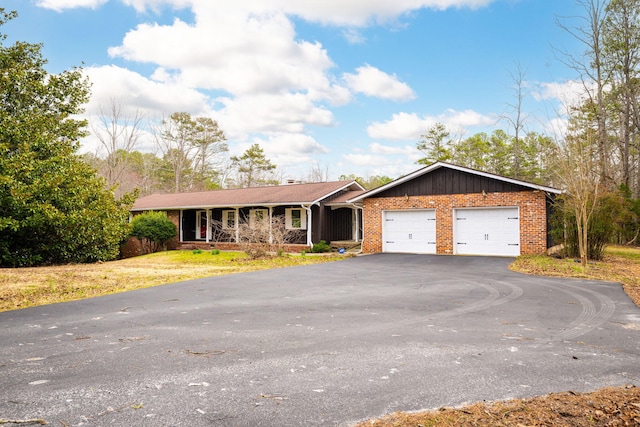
(326, 190), (367, 204)
(132, 181), (363, 210)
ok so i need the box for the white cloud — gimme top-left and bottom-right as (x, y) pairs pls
(116, 0), (496, 26)
(83, 65), (210, 117)
(341, 152), (420, 178)
(369, 142), (415, 155)
(343, 65), (415, 101)
(531, 80), (588, 115)
(108, 7), (340, 99)
(35, 0), (107, 11)
(367, 109), (495, 140)
(343, 153), (391, 167)
(367, 112), (432, 140)
(215, 93), (335, 140)
(342, 28), (366, 44)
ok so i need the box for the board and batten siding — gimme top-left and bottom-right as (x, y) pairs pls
(374, 167), (535, 198)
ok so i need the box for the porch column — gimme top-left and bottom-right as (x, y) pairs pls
(305, 206), (313, 247)
(234, 207), (240, 243)
(353, 207), (359, 242)
(179, 210), (184, 243)
(268, 206), (273, 244)
(206, 209), (211, 243)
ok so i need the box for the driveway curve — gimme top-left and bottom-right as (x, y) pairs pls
(1, 254), (639, 426)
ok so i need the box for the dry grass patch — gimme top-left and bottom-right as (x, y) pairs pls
(0, 250), (347, 312)
(511, 245), (640, 306)
(357, 385), (640, 427)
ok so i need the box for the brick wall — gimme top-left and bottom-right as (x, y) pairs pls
(166, 210), (180, 250)
(361, 191), (548, 255)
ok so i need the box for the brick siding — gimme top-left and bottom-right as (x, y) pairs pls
(361, 191), (548, 255)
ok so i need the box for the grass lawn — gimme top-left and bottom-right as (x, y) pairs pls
(0, 250), (347, 312)
(510, 245), (640, 307)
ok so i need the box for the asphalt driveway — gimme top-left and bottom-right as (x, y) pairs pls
(1, 254), (639, 426)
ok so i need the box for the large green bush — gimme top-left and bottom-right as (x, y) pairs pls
(0, 10), (136, 266)
(130, 211), (177, 254)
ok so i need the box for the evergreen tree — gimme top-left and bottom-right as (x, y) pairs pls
(0, 10), (135, 266)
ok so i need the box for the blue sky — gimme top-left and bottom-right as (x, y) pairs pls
(7, 0), (583, 181)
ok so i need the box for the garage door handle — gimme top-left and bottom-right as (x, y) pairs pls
(508, 243), (519, 246)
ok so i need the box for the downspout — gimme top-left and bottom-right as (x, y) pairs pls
(351, 204), (364, 254)
(301, 204), (313, 248)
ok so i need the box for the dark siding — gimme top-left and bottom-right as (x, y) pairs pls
(182, 210), (196, 241)
(376, 168), (531, 197)
(323, 207), (353, 242)
(311, 205), (321, 243)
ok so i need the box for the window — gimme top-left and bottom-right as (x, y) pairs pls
(222, 210), (236, 229)
(285, 208), (307, 229)
(250, 209), (268, 227)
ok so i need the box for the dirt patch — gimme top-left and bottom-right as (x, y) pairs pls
(357, 385), (640, 427)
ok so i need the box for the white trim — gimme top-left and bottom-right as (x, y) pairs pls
(382, 209), (437, 254)
(250, 208), (268, 227)
(310, 181), (366, 205)
(222, 210), (236, 229)
(179, 210), (184, 242)
(195, 210), (208, 240)
(285, 208), (307, 230)
(206, 209), (211, 242)
(348, 162), (562, 203)
(453, 206), (520, 257)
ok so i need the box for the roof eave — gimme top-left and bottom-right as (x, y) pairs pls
(310, 181), (365, 205)
(348, 162), (562, 202)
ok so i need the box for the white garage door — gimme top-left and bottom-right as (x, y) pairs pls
(383, 210), (436, 254)
(454, 208), (520, 256)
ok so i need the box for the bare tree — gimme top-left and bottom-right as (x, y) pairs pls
(555, 128), (602, 268)
(92, 98), (144, 191)
(603, 0), (640, 192)
(501, 62), (529, 179)
(556, 0), (612, 184)
(306, 162), (330, 182)
(154, 112), (198, 193)
(234, 215), (299, 258)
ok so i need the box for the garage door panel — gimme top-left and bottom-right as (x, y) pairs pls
(455, 208), (520, 256)
(383, 210), (436, 254)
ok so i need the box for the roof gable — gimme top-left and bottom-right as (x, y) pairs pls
(348, 162), (561, 202)
(132, 180), (365, 211)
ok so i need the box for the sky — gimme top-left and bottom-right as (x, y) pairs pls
(7, 0), (585, 181)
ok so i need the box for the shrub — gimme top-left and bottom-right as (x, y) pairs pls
(233, 215), (299, 259)
(311, 240), (331, 253)
(550, 190), (629, 260)
(130, 211), (177, 254)
(192, 249), (203, 254)
(211, 249), (220, 255)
